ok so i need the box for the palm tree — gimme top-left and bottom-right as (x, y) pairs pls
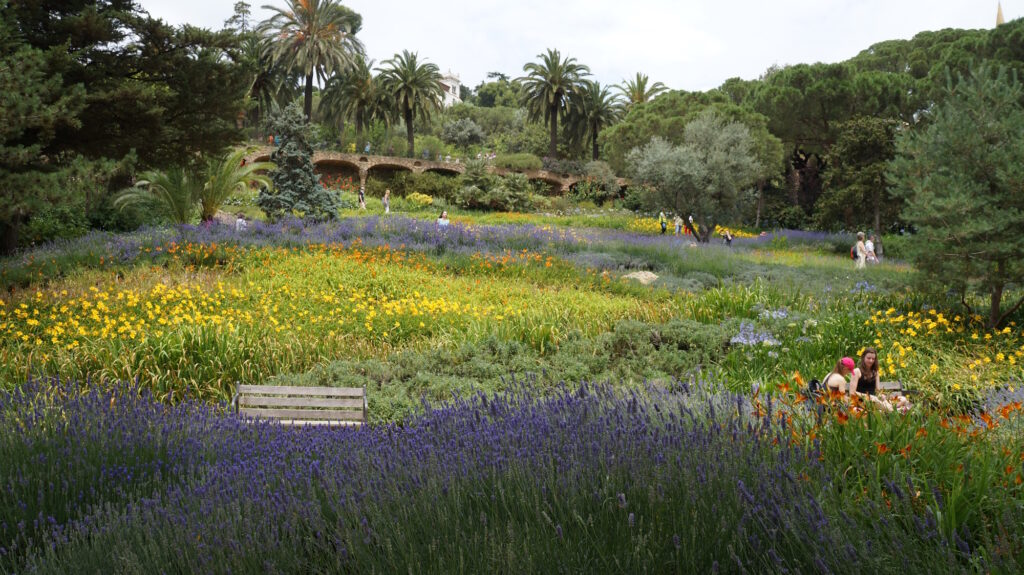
(240, 34), (301, 133)
(569, 81), (621, 161)
(377, 50), (443, 157)
(116, 168), (203, 225)
(518, 49), (590, 159)
(616, 72), (669, 109)
(320, 58), (391, 150)
(258, 0), (365, 121)
(198, 148), (275, 222)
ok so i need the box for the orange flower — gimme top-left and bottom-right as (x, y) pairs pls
(915, 427), (928, 439)
(836, 411), (849, 425)
(777, 382), (791, 394)
(876, 443), (889, 455)
(793, 371), (805, 388)
(1006, 465), (1015, 475)
(900, 445), (912, 459)
(980, 412), (995, 428)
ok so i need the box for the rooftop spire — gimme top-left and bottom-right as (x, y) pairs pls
(997, 1), (1005, 26)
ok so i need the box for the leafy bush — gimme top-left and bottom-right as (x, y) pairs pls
(494, 153), (542, 171)
(441, 118), (486, 149)
(774, 205), (808, 230)
(542, 156), (587, 175)
(415, 135), (448, 159)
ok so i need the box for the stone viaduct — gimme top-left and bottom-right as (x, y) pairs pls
(244, 147), (625, 193)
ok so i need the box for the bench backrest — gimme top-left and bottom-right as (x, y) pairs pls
(878, 380), (903, 393)
(234, 385), (366, 425)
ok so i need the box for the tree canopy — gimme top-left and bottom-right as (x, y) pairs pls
(889, 65), (1024, 328)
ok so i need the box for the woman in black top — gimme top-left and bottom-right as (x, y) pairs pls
(852, 348), (880, 396)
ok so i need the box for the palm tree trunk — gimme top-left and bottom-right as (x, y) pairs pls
(356, 115), (363, 152)
(405, 104), (415, 158)
(303, 72), (314, 122)
(591, 128), (599, 161)
(549, 102), (559, 159)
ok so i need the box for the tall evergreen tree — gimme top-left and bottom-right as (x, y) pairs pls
(258, 104), (339, 221)
(889, 64), (1024, 328)
(0, 5), (85, 253)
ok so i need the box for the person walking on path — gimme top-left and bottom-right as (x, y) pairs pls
(383, 189), (391, 215)
(358, 186), (366, 210)
(658, 211), (667, 235)
(673, 215), (683, 235)
(865, 234), (878, 263)
(854, 232), (867, 269)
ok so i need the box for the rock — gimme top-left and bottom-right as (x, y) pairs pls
(623, 271), (658, 285)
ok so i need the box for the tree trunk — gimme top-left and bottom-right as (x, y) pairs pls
(990, 261), (1005, 329)
(355, 116), (363, 152)
(592, 128), (599, 161)
(874, 176), (883, 257)
(755, 179), (764, 228)
(1, 219), (19, 256)
(303, 72), (314, 122)
(405, 104), (415, 158)
(549, 100), (559, 159)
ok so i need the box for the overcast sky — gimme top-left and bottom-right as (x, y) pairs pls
(140, 0), (1016, 91)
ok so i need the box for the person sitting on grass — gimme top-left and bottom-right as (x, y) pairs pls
(823, 357), (856, 395)
(848, 349), (911, 413)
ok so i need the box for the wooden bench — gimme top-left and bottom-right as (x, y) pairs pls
(879, 380), (912, 397)
(232, 385), (366, 426)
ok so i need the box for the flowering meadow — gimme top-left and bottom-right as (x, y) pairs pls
(1, 216), (1021, 416)
(2, 216), (1023, 571)
(4, 378), (1024, 573)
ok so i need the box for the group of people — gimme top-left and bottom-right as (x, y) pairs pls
(853, 232), (880, 269)
(820, 349), (911, 413)
(658, 212), (695, 237)
(356, 187), (390, 214)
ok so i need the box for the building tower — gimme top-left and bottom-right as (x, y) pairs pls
(997, 1), (1005, 26)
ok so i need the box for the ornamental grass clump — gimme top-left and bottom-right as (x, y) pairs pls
(7, 378), (1010, 573)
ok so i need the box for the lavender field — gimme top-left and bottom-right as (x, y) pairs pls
(6, 378), (1020, 574)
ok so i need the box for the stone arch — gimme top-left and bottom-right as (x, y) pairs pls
(528, 175), (564, 195)
(423, 167), (462, 176)
(367, 163), (414, 177)
(315, 159), (361, 190)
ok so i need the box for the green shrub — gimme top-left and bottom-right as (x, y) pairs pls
(494, 153), (542, 171)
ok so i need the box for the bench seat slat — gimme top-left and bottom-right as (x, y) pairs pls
(237, 385), (364, 397)
(239, 396), (364, 409)
(240, 407), (364, 421)
(277, 419), (362, 427)
(879, 381), (903, 391)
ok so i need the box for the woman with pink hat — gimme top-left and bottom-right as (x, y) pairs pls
(823, 357), (857, 394)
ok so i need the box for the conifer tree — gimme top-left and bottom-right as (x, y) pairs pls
(889, 64), (1024, 328)
(258, 104), (339, 221)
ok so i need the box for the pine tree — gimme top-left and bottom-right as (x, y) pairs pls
(258, 104), (339, 221)
(0, 9), (85, 253)
(889, 64), (1024, 328)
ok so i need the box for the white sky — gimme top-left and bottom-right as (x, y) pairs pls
(140, 0), (1017, 92)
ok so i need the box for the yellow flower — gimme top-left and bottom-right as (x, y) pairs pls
(953, 383), (962, 390)
(929, 364), (938, 373)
